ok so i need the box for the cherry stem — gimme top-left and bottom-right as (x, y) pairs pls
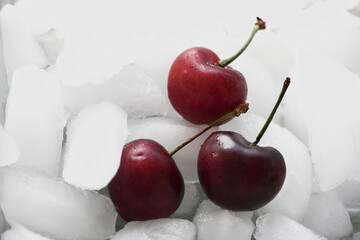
(216, 17), (266, 68)
(250, 77), (291, 146)
(170, 102), (249, 156)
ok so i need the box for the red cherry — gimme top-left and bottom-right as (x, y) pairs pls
(168, 47), (247, 125)
(108, 139), (184, 221)
(167, 18), (265, 125)
(198, 131), (286, 211)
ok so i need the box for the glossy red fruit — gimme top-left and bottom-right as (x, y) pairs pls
(168, 47), (247, 125)
(198, 131), (286, 211)
(108, 139), (184, 221)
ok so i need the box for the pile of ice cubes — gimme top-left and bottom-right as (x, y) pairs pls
(1, 0), (360, 239)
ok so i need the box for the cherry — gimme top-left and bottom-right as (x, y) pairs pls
(108, 139), (184, 221)
(198, 131), (286, 211)
(197, 78), (290, 211)
(167, 18), (265, 125)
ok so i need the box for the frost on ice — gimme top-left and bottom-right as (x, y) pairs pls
(194, 200), (254, 240)
(61, 64), (168, 119)
(56, 35), (138, 86)
(111, 218), (196, 240)
(254, 213), (327, 240)
(0, 4), (48, 85)
(0, 166), (117, 240)
(171, 181), (204, 219)
(303, 191), (353, 240)
(62, 102), (128, 190)
(283, 50), (360, 191)
(2, 224), (54, 240)
(0, 124), (18, 166)
(5, 65), (67, 176)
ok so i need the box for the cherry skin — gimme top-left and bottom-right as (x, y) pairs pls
(167, 47), (247, 125)
(198, 131), (286, 211)
(108, 139), (184, 221)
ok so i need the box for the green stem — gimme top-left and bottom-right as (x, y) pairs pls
(251, 77), (291, 146)
(216, 17), (266, 68)
(170, 102), (249, 156)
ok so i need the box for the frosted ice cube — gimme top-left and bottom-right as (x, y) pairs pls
(2, 224), (54, 240)
(0, 124), (18, 166)
(303, 191), (353, 239)
(0, 4), (48, 85)
(221, 113), (313, 221)
(254, 213), (327, 240)
(283, 50), (360, 191)
(37, 28), (64, 64)
(62, 64), (168, 119)
(127, 116), (216, 181)
(56, 34), (138, 86)
(282, 2), (360, 76)
(62, 102), (128, 190)
(0, 166), (117, 240)
(193, 200), (254, 240)
(5, 65), (67, 176)
(171, 181), (203, 220)
(110, 218), (196, 240)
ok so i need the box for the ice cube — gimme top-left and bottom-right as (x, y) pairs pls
(36, 28), (64, 64)
(282, 2), (360, 77)
(62, 102), (128, 190)
(283, 50), (360, 191)
(303, 191), (353, 239)
(61, 64), (168, 119)
(0, 4), (48, 85)
(0, 166), (117, 240)
(56, 34), (138, 86)
(171, 181), (204, 220)
(0, 124), (18, 166)
(5, 65), (67, 176)
(127, 116), (216, 181)
(110, 218), (196, 240)
(193, 200), (254, 240)
(254, 213), (327, 239)
(2, 224), (54, 240)
(220, 113), (313, 221)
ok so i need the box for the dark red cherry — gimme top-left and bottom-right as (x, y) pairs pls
(108, 139), (184, 221)
(198, 131), (286, 211)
